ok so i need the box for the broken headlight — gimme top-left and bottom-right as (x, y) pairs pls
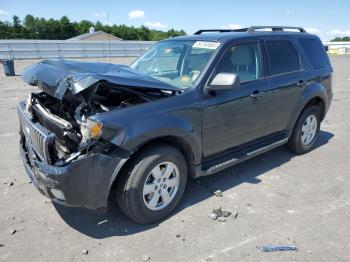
(25, 93), (32, 112)
(81, 119), (103, 141)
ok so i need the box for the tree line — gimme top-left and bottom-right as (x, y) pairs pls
(0, 15), (187, 41)
(330, 36), (350, 42)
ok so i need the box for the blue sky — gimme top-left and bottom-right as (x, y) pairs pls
(1, 0), (349, 40)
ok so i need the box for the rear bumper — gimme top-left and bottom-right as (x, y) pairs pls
(18, 102), (127, 209)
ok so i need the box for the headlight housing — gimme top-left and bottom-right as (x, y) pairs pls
(81, 119), (103, 141)
(25, 93), (32, 112)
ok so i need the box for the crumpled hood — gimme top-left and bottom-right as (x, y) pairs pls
(21, 59), (180, 100)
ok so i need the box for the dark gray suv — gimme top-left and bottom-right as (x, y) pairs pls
(18, 26), (333, 223)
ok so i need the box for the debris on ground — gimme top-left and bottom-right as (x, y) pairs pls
(0, 244), (5, 247)
(217, 217), (226, 222)
(44, 199), (52, 204)
(213, 190), (223, 197)
(209, 207), (235, 221)
(209, 213), (218, 220)
(9, 228), (16, 235)
(256, 245), (298, 252)
(81, 249), (88, 255)
(142, 254), (151, 261)
(176, 234), (181, 238)
(97, 219), (108, 226)
(9, 181), (14, 186)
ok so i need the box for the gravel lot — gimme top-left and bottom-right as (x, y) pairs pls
(0, 56), (349, 262)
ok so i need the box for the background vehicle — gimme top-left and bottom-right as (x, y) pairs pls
(18, 26), (333, 223)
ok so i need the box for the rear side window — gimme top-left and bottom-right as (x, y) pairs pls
(299, 38), (329, 69)
(266, 40), (300, 76)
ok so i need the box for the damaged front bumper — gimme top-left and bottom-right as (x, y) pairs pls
(17, 102), (127, 209)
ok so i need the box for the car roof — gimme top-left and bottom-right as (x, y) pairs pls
(167, 30), (317, 43)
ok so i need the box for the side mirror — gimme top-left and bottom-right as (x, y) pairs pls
(207, 73), (240, 91)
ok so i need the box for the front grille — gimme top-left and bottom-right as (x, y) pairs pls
(17, 102), (55, 163)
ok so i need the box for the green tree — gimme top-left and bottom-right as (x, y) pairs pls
(94, 21), (104, 31)
(23, 14), (37, 38)
(59, 16), (76, 39)
(138, 26), (151, 40)
(0, 21), (12, 38)
(331, 36), (350, 42)
(0, 14), (187, 40)
(11, 15), (23, 38)
(75, 20), (94, 34)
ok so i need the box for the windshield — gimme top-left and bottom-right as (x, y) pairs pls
(130, 40), (219, 89)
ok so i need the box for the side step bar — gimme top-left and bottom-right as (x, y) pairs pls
(195, 137), (288, 177)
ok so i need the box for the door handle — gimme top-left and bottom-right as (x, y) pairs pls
(250, 90), (264, 99)
(296, 80), (306, 88)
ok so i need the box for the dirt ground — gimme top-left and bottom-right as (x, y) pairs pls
(0, 56), (349, 262)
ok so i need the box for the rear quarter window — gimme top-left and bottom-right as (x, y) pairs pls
(266, 40), (300, 76)
(299, 38), (329, 69)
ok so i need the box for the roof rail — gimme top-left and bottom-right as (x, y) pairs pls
(194, 26), (306, 35)
(193, 29), (248, 35)
(247, 26), (306, 33)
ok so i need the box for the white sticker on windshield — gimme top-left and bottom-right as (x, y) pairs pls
(192, 41), (220, 50)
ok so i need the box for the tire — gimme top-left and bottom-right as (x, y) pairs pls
(287, 105), (321, 154)
(116, 144), (188, 224)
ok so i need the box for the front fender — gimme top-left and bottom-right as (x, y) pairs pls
(113, 113), (201, 161)
(93, 90), (203, 166)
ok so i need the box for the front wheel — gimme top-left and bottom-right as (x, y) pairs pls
(116, 144), (187, 224)
(287, 105), (321, 154)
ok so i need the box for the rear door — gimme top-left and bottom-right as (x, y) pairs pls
(262, 37), (307, 135)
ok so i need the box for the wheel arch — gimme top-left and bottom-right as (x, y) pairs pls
(108, 135), (196, 200)
(287, 95), (326, 134)
(303, 96), (326, 121)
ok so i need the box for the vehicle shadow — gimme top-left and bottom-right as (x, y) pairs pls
(54, 130), (334, 239)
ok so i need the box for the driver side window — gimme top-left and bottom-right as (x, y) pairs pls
(216, 42), (262, 83)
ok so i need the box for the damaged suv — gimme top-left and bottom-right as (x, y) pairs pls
(18, 26), (333, 224)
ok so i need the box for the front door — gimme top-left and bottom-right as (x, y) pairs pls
(202, 41), (269, 158)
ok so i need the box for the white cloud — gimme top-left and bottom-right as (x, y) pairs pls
(305, 28), (330, 41)
(0, 9), (9, 16)
(144, 21), (166, 28)
(221, 24), (242, 30)
(91, 12), (107, 18)
(330, 29), (350, 36)
(129, 10), (145, 19)
(304, 28), (350, 41)
(305, 27), (320, 34)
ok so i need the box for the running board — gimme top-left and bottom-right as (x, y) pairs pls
(194, 137), (288, 177)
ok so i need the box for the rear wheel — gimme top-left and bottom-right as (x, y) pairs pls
(116, 144), (187, 224)
(287, 105), (321, 154)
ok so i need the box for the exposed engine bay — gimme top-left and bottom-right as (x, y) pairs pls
(26, 83), (173, 164)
